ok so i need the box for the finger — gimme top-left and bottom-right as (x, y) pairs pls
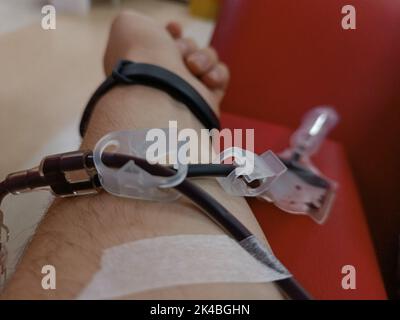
(166, 21), (182, 39)
(186, 47), (219, 76)
(201, 63), (230, 90)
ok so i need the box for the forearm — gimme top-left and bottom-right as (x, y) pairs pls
(1, 84), (282, 299)
(1, 11), (283, 298)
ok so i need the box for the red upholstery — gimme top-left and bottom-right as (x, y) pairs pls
(221, 112), (387, 299)
(213, 0), (400, 297)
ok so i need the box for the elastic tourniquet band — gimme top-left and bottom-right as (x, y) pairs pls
(79, 60), (221, 136)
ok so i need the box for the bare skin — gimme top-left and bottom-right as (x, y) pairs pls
(1, 11), (283, 300)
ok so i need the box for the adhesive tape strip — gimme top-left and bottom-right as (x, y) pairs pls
(77, 234), (290, 299)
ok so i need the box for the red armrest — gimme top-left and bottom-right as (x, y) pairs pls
(221, 112), (387, 299)
(213, 0), (400, 297)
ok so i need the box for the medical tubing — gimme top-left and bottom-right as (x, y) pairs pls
(95, 153), (313, 300)
(0, 152), (311, 299)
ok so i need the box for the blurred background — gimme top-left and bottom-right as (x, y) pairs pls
(0, 0), (399, 299)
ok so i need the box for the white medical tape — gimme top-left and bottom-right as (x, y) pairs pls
(77, 234), (290, 299)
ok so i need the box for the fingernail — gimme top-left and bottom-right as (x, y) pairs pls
(190, 52), (209, 69)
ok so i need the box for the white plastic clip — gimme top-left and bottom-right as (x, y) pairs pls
(259, 106), (340, 224)
(93, 130), (188, 201)
(216, 147), (286, 197)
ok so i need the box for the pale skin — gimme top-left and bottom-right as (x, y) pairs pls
(1, 11), (283, 299)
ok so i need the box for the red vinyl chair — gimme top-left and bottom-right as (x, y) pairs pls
(220, 112), (386, 299)
(212, 0), (400, 298)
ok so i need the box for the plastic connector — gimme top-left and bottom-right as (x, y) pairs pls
(260, 106), (340, 224)
(290, 106), (339, 157)
(217, 147), (287, 197)
(93, 130), (188, 201)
